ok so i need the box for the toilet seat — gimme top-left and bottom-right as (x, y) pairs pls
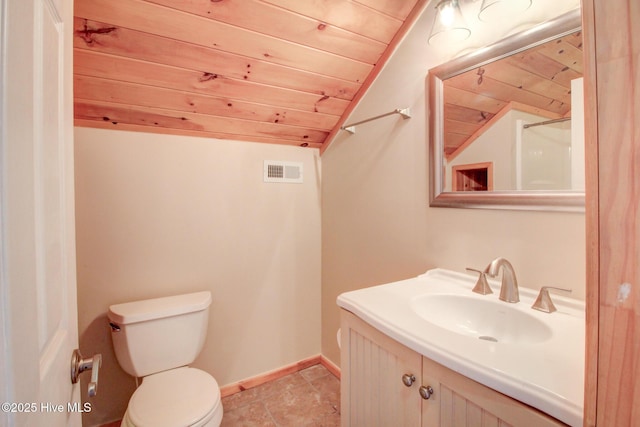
(124, 367), (222, 427)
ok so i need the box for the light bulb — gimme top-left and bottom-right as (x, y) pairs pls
(439, 2), (456, 27)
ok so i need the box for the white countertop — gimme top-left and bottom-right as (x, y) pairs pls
(337, 268), (585, 426)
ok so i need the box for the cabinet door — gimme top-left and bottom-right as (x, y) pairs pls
(341, 310), (422, 427)
(421, 357), (566, 427)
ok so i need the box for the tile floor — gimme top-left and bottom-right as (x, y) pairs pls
(221, 364), (341, 427)
(100, 363), (341, 427)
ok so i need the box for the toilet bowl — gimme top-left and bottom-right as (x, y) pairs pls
(120, 368), (222, 427)
(108, 292), (223, 427)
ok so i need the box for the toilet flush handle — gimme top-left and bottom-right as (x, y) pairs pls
(71, 349), (102, 397)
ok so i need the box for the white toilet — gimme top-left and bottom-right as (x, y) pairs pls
(108, 291), (223, 427)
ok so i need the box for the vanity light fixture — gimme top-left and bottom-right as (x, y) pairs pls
(428, 0), (471, 45)
(428, 0), (536, 45)
(478, 0), (532, 22)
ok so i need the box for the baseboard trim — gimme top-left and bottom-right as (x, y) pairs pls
(320, 354), (341, 380)
(220, 354), (340, 397)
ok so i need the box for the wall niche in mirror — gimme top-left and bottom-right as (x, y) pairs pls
(428, 9), (585, 212)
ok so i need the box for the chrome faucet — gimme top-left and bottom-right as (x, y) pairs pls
(485, 257), (519, 303)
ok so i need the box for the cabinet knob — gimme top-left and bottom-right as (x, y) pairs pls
(401, 374), (416, 387)
(419, 385), (434, 400)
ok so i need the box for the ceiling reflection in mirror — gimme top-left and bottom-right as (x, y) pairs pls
(428, 9), (585, 211)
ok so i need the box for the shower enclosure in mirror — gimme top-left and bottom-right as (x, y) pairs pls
(428, 9), (584, 211)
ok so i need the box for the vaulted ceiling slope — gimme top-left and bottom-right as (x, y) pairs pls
(73, 0), (425, 151)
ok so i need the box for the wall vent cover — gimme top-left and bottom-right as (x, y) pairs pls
(264, 161), (303, 183)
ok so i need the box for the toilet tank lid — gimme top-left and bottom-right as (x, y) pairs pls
(108, 291), (212, 325)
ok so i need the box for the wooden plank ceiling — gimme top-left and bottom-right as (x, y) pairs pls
(73, 0), (425, 150)
(442, 31), (583, 158)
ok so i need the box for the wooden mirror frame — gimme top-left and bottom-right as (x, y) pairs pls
(428, 8), (584, 212)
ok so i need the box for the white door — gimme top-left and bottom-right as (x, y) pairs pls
(1, 0), (81, 426)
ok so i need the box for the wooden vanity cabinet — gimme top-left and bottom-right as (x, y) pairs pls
(341, 309), (422, 426)
(340, 309), (566, 427)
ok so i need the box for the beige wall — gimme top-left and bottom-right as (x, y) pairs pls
(74, 127), (321, 426)
(321, 3), (585, 366)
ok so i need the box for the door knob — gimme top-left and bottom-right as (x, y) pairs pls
(71, 349), (102, 397)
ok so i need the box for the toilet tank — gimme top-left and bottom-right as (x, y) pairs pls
(107, 291), (212, 378)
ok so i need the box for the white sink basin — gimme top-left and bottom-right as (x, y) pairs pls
(337, 268), (585, 426)
(411, 294), (552, 344)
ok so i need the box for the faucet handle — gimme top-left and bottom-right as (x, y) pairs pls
(532, 286), (572, 313)
(466, 268), (493, 295)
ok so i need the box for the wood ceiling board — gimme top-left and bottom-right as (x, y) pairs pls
(443, 85), (507, 115)
(260, 0), (403, 43)
(75, 0), (373, 82)
(443, 132), (471, 154)
(74, 18), (360, 101)
(505, 51), (582, 88)
(74, 119), (324, 148)
(354, 0), (416, 20)
(145, 0), (388, 64)
(445, 71), (570, 115)
(535, 38), (583, 73)
(74, 50), (350, 116)
(444, 103), (494, 125)
(74, 76), (339, 131)
(444, 118), (483, 137)
(75, 100), (329, 143)
(479, 61), (572, 106)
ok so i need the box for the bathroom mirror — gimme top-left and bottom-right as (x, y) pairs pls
(428, 9), (585, 211)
